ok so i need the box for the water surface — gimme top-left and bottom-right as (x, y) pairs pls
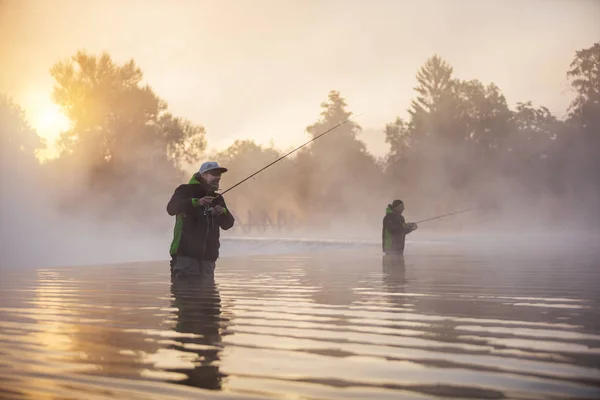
(1, 242), (599, 399)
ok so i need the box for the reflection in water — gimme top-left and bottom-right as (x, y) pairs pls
(381, 253), (406, 311)
(1, 246), (600, 400)
(167, 278), (227, 390)
(382, 253), (406, 288)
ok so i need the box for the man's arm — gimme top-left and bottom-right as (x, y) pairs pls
(167, 185), (200, 216)
(385, 215), (417, 235)
(216, 197), (235, 230)
(404, 222), (418, 234)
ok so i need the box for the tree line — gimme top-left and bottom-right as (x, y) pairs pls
(2, 42), (599, 232)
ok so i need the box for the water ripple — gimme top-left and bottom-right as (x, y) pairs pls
(1, 249), (599, 399)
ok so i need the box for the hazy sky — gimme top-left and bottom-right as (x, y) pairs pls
(1, 0), (598, 158)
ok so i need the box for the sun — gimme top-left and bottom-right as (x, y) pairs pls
(26, 98), (71, 161)
(33, 104), (70, 142)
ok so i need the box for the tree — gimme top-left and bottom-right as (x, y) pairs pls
(567, 42), (600, 133)
(410, 55), (455, 117)
(0, 94), (44, 165)
(565, 42), (600, 165)
(0, 96), (45, 268)
(296, 90), (382, 221)
(407, 56), (462, 148)
(382, 44), (600, 227)
(384, 117), (411, 178)
(385, 56), (546, 214)
(502, 102), (563, 195)
(47, 51), (206, 224)
(406, 56), (476, 199)
(306, 90), (362, 143)
(455, 81), (512, 151)
(213, 140), (300, 229)
(0, 94), (46, 204)
(387, 56), (470, 201)
(562, 42), (600, 222)
(509, 102), (560, 165)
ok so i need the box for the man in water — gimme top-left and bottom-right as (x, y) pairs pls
(382, 199), (418, 255)
(167, 161), (235, 282)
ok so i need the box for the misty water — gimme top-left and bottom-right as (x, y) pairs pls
(1, 236), (600, 400)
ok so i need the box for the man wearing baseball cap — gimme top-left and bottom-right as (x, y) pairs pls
(382, 199), (418, 255)
(167, 161), (235, 282)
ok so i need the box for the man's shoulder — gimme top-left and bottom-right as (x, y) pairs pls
(383, 213), (404, 223)
(383, 213), (397, 222)
(174, 183), (205, 195)
(174, 183), (193, 191)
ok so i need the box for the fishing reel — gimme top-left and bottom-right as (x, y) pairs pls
(204, 207), (215, 216)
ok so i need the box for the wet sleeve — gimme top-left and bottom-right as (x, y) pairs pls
(166, 185), (198, 216)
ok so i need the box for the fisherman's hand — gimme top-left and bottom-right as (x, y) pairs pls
(212, 205), (225, 216)
(198, 196), (214, 207)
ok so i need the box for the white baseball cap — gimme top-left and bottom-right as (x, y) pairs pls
(199, 161), (228, 174)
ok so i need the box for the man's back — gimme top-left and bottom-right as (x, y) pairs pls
(382, 211), (407, 254)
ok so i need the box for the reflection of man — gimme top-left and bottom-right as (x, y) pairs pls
(383, 253), (406, 277)
(168, 278), (226, 390)
(382, 199), (418, 255)
(167, 161), (235, 281)
(382, 254), (406, 306)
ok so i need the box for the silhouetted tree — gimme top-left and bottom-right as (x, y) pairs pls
(410, 55), (455, 118)
(19, 41), (599, 234)
(214, 140), (299, 224)
(384, 117), (412, 185)
(295, 90), (382, 221)
(504, 102), (562, 194)
(567, 42), (600, 132)
(383, 55), (557, 218)
(562, 42), (600, 221)
(0, 95), (46, 267)
(387, 57), (506, 201)
(46, 51), (206, 224)
(0, 94), (44, 166)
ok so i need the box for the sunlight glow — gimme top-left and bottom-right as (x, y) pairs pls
(34, 105), (70, 141)
(24, 94), (71, 162)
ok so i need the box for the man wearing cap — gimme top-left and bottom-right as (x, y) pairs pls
(382, 200), (418, 255)
(167, 161), (235, 281)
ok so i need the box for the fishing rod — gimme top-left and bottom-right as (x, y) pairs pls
(415, 207), (480, 224)
(214, 113), (363, 200)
